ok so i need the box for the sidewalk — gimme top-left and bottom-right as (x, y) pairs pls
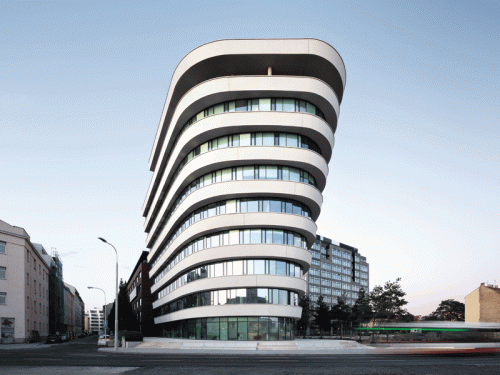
(98, 338), (500, 355)
(99, 338), (377, 355)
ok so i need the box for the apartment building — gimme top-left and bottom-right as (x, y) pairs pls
(86, 309), (104, 334)
(307, 235), (369, 306)
(127, 251), (154, 335)
(0, 220), (50, 343)
(143, 39), (346, 340)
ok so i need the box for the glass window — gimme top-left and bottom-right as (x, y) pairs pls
(259, 99), (271, 111)
(265, 229), (273, 244)
(279, 133), (287, 147)
(299, 100), (307, 113)
(235, 99), (247, 112)
(266, 166), (278, 180)
(254, 260), (265, 275)
(243, 166), (254, 180)
(247, 200), (258, 213)
(262, 132), (274, 146)
(0, 242), (5, 254)
(221, 168), (232, 182)
(238, 318), (248, 341)
(228, 101), (236, 112)
(273, 230), (284, 245)
(287, 134), (298, 148)
(232, 134), (240, 147)
(240, 133), (251, 146)
(254, 132), (263, 146)
(276, 261), (286, 276)
(289, 168), (300, 182)
(274, 98), (283, 111)
(251, 99), (259, 111)
(213, 103), (224, 114)
(218, 136), (228, 148)
(306, 102), (315, 114)
(257, 288), (268, 303)
(283, 99), (294, 112)
(269, 317), (279, 341)
(250, 229), (261, 244)
(270, 200), (281, 213)
(0, 266), (6, 279)
(248, 317), (259, 341)
(207, 318), (219, 340)
(259, 317), (269, 341)
(268, 260), (276, 275)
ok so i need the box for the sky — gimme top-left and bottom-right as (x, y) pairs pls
(1, 0), (498, 316)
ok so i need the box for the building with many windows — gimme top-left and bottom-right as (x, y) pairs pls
(127, 251), (154, 336)
(143, 39), (346, 340)
(86, 309), (104, 334)
(0, 220), (50, 343)
(307, 235), (369, 307)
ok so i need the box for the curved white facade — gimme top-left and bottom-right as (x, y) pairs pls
(144, 39), (345, 340)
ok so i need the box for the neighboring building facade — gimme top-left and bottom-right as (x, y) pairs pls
(307, 235), (369, 307)
(465, 283), (500, 323)
(127, 251), (154, 336)
(48, 251), (65, 335)
(143, 39), (346, 340)
(65, 283), (85, 336)
(0, 220), (50, 343)
(74, 289), (84, 335)
(64, 283), (75, 335)
(86, 309), (104, 334)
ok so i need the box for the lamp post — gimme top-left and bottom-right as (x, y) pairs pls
(88, 287), (106, 335)
(98, 237), (118, 351)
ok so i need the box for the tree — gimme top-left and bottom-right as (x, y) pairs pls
(352, 288), (373, 326)
(425, 299), (465, 321)
(107, 279), (138, 333)
(315, 295), (331, 333)
(297, 294), (311, 333)
(330, 292), (351, 337)
(370, 278), (409, 322)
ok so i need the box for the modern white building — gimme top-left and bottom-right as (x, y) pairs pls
(143, 39), (346, 340)
(86, 309), (104, 334)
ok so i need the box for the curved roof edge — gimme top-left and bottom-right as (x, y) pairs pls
(149, 38), (346, 172)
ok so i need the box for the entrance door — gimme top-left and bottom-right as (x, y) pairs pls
(1, 318), (15, 344)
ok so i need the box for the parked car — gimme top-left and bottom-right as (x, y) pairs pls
(98, 334), (112, 346)
(45, 335), (63, 344)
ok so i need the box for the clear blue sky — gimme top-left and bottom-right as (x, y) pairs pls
(1, 0), (498, 315)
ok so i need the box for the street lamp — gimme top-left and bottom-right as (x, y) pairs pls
(87, 287), (106, 335)
(98, 237), (118, 351)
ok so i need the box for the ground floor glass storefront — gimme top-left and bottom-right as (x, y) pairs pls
(160, 316), (295, 341)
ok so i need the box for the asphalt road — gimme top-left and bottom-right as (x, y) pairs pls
(0, 335), (499, 374)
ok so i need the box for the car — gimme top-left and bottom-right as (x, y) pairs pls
(60, 334), (69, 342)
(45, 335), (63, 344)
(98, 334), (112, 346)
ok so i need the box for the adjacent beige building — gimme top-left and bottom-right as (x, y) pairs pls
(465, 283), (500, 323)
(0, 220), (50, 343)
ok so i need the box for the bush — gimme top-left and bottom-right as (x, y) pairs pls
(118, 330), (143, 342)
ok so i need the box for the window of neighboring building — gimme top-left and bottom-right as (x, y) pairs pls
(0, 241), (5, 254)
(0, 266), (5, 279)
(0, 292), (6, 304)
